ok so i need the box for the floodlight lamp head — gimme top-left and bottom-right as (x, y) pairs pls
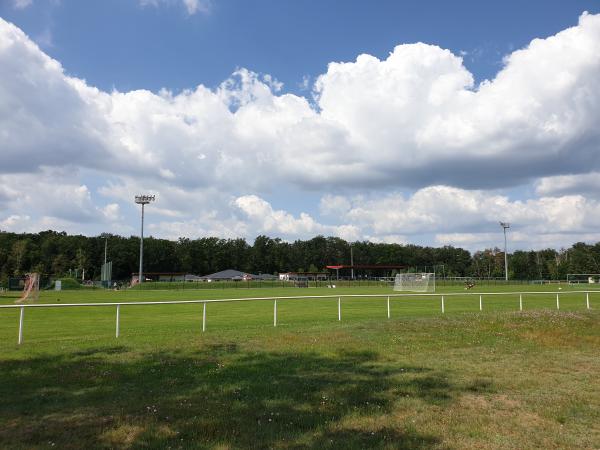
(135, 194), (156, 205)
(499, 222), (510, 229)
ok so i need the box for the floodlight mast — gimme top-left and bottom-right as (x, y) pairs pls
(135, 195), (155, 284)
(500, 222), (510, 281)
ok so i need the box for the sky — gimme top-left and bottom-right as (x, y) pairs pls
(1, 0), (600, 251)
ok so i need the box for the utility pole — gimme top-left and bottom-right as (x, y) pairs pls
(500, 222), (510, 281)
(350, 244), (354, 280)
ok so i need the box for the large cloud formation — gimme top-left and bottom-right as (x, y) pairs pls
(1, 13), (600, 249)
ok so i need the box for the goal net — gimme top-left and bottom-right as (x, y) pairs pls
(15, 273), (40, 303)
(393, 273), (435, 293)
(567, 274), (600, 285)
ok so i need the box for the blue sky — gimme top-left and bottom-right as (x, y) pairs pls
(4, 0), (597, 92)
(1, 0), (600, 250)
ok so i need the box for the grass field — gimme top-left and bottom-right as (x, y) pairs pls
(1, 284), (599, 448)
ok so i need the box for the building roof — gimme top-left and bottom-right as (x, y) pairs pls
(199, 269), (255, 280)
(193, 270), (278, 280)
(184, 274), (203, 281)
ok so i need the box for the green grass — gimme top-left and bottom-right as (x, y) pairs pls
(1, 284), (599, 448)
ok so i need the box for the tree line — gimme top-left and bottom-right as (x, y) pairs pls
(1, 230), (599, 284)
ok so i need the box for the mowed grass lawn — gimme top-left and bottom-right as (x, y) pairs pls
(1, 285), (599, 449)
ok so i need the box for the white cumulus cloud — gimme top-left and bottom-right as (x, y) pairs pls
(234, 195), (360, 241)
(321, 186), (600, 249)
(4, 14), (600, 192)
(2, 14), (600, 248)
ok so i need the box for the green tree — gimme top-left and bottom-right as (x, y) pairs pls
(9, 239), (29, 276)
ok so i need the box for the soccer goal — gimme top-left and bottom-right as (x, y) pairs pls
(15, 273), (40, 303)
(567, 274), (600, 285)
(393, 273), (435, 293)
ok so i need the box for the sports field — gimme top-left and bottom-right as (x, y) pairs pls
(1, 284), (599, 448)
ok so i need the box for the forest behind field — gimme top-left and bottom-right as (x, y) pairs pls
(1, 230), (599, 283)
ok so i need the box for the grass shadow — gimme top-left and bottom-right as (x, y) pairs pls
(0, 345), (480, 448)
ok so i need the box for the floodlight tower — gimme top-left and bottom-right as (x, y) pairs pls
(135, 195), (155, 283)
(499, 222), (510, 281)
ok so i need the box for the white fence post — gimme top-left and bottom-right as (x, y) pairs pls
(387, 296), (390, 319)
(586, 292), (590, 310)
(18, 306), (24, 345)
(4, 290), (592, 341)
(115, 304), (120, 338)
(519, 294), (523, 311)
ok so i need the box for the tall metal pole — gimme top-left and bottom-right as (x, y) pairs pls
(503, 228), (508, 281)
(139, 203), (144, 284)
(102, 236), (109, 288)
(135, 195), (155, 284)
(350, 244), (354, 280)
(500, 222), (510, 281)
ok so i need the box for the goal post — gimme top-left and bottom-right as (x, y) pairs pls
(567, 274), (600, 285)
(15, 273), (40, 303)
(393, 273), (435, 293)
